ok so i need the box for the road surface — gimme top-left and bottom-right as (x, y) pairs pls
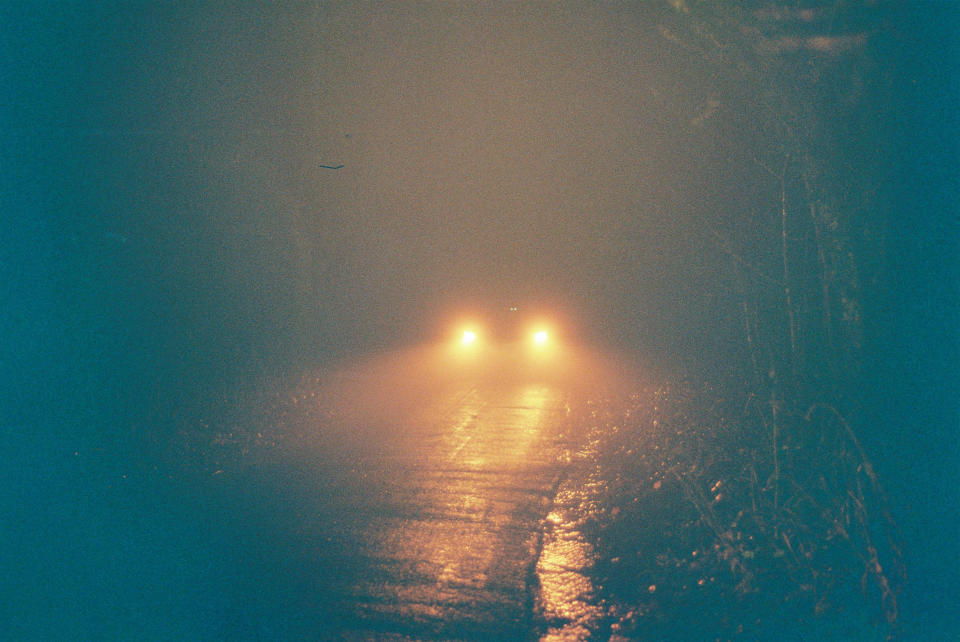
(203, 345), (621, 640)
(5, 345), (631, 639)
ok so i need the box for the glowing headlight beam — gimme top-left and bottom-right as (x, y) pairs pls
(533, 330), (549, 345)
(461, 330), (478, 346)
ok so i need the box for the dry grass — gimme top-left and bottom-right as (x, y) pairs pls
(569, 379), (904, 640)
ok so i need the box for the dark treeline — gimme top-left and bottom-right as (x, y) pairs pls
(655, 3), (958, 635)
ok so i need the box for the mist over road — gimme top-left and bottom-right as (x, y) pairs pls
(144, 344), (636, 639)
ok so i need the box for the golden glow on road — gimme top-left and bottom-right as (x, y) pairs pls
(533, 329), (549, 345)
(537, 477), (605, 640)
(305, 344), (637, 637)
(461, 330), (477, 345)
(354, 384), (569, 629)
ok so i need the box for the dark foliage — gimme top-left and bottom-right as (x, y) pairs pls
(566, 380), (903, 640)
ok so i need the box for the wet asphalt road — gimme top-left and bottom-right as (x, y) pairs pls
(4, 345), (626, 639)
(329, 382), (571, 639)
(194, 345), (623, 640)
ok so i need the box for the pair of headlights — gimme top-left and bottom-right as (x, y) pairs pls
(460, 328), (550, 347)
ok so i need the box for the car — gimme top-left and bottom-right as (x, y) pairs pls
(451, 305), (559, 353)
(435, 302), (578, 385)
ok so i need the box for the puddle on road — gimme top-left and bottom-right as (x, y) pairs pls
(533, 414), (626, 641)
(536, 479), (605, 641)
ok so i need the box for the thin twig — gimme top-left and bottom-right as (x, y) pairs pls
(706, 224), (784, 286)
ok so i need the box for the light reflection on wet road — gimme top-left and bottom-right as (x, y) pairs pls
(537, 479), (606, 641)
(334, 381), (579, 639)
(182, 346), (635, 639)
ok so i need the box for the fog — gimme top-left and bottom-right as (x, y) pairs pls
(6, 2), (756, 400)
(5, 1), (954, 440)
(4, 2), (958, 637)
